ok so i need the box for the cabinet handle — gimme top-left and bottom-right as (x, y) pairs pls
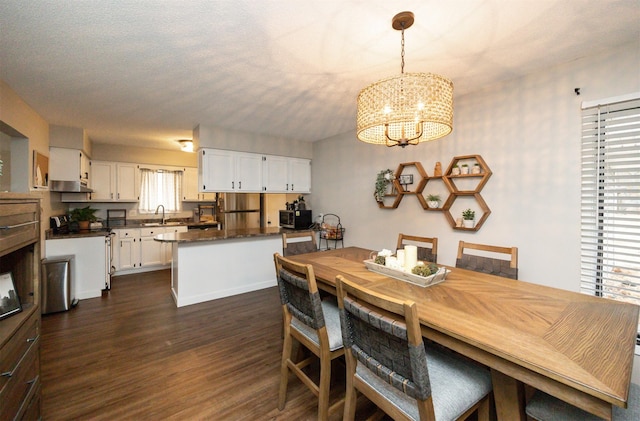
(286, 183), (289, 191)
(232, 181), (234, 189)
(1, 371), (11, 377)
(111, 193), (113, 199)
(239, 181), (242, 189)
(0, 220), (38, 230)
(117, 193), (120, 199)
(291, 184), (294, 191)
(27, 336), (37, 343)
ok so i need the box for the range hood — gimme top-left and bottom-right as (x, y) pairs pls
(50, 180), (93, 193)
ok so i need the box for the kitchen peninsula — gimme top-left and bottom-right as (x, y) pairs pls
(155, 227), (284, 307)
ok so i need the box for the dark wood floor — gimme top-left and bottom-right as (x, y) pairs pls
(40, 269), (375, 420)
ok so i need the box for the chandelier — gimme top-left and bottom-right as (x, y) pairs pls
(356, 12), (453, 147)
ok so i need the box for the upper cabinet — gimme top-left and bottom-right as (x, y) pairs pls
(49, 147), (90, 185)
(262, 155), (311, 193)
(182, 167), (216, 201)
(199, 149), (263, 193)
(88, 161), (139, 202)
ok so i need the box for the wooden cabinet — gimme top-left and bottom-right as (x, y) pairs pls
(89, 161), (139, 202)
(49, 147), (89, 185)
(0, 196), (41, 420)
(199, 149), (263, 193)
(182, 167), (216, 202)
(262, 155), (311, 193)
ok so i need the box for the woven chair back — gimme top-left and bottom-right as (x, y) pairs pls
(338, 276), (431, 401)
(275, 254), (325, 330)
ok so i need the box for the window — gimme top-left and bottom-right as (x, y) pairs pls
(580, 94), (640, 347)
(138, 168), (183, 213)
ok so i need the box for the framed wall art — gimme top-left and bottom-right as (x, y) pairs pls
(0, 272), (22, 320)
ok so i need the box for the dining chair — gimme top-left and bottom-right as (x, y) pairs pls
(273, 253), (345, 421)
(526, 383), (640, 420)
(397, 234), (438, 263)
(455, 240), (518, 279)
(336, 274), (492, 421)
(282, 230), (318, 256)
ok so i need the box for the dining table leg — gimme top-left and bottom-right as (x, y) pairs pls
(491, 369), (526, 421)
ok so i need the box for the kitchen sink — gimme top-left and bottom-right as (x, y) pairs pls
(141, 222), (183, 227)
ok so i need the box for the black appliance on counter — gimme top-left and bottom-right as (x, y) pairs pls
(279, 209), (312, 230)
(50, 215), (70, 234)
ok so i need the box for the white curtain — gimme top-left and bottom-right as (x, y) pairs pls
(139, 169), (183, 213)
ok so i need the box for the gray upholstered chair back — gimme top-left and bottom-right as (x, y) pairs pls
(282, 231), (318, 256)
(340, 293), (431, 401)
(456, 241), (518, 280)
(276, 263), (325, 330)
(397, 234), (438, 263)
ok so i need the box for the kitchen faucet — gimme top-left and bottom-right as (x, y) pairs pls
(155, 204), (166, 224)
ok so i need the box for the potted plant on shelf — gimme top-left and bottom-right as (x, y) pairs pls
(462, 208), (475, 228)
(472, 163), (481, 174)
(69, 206), (98, 230)
(426, 194), (441, 208)
(374, 169), (395, 202)
(461, 164), (470, 174)
(452, 164), (460, 175)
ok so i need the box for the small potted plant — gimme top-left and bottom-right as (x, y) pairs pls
(472, 163), (481, 174)
(374, 169), (395, 202)
(426, 194), (441, 208)
(462, 208), (475, 228)
(69, 206), (98, 230)
(451, 164), (460, 175)
(461, 164), (469, 174)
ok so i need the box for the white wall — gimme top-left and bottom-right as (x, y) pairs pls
(312, 42), (640, 381)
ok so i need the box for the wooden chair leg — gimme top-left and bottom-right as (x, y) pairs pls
(317, 350), (331, 421)
(343, 368), (357, 420)
(278, 331), (293, 410)
(477, 395), (490, 421)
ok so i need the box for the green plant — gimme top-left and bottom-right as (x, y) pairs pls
(69, 206), (98, 222)
(412, 265), (432, 277)
(461, 164), (469, 167)
(426, 193), (441, 202)
(374, 169), (394, 202)
(462, 208), (475, 220)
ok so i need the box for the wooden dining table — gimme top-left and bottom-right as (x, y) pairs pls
(287, 247), (639, 421)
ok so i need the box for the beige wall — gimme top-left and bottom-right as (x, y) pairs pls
(91, 142), (197, 167)
(0, 80), (66, 249)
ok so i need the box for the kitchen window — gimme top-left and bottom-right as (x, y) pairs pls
(139, 168), (183, 213)
(580, 93), (640, 349)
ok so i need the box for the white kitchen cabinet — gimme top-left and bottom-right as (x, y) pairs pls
(89, 161), (139, 202)
(262, 155), (311, 193)
(140, 227), (164, 267)
(162, 226), (188, 263)
(113, 228), (140, 272)
(182, 167), (216, 201)
(49, 147), (90, 185)
(199, 149), (263, 192)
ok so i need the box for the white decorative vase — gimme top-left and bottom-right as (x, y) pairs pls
(452, 167), (460, 175)
(428, 201), (440, 208)
(461, 166), (469, 174)
(472, 165), (481, 174)
(463, 219), (475, 228)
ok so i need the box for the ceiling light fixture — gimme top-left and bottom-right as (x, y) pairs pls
(356, 11), (453, 147)
(179, 139), (194, 152)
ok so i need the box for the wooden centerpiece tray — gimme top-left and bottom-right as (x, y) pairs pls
(363, 259), (449, 287)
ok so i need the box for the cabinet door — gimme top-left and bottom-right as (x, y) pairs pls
(49, 147), (82, 181)
(262, 155), (289, 192)
(116, 163), (139, 201)
(200, 149), (234, 191)
(235, 152), (263, 192)
(90, 161), (116, 201)
(182, 167), (199, 201)
(140, 236), (163, 266)
(289, 158), (311, 193)
(114, 229), (139, 271)
(162, 226), (187, 264)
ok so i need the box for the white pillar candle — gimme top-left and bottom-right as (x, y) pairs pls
(396, 249), (405, 266)
(404, 245), (418, 272)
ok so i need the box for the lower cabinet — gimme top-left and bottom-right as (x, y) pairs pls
(113, 226), (187, 274)
(0, 309), (40, 421)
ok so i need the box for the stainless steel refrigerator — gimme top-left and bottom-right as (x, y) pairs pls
(217, 193), (262, 229)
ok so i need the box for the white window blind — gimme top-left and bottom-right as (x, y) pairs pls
(580, 96), (640, 344)
(138, 169), (183, 213)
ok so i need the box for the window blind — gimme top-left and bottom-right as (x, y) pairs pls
(580, 96), (640, 343)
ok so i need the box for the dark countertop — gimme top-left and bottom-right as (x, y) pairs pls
(155, 227), (285, 243)
(106, 221), (220, 229)
(46, 228), (112, 240)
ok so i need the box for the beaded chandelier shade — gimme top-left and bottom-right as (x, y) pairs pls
(356, 12), (454, 147)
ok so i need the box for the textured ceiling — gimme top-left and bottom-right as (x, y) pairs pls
(1, 1), (638, 151)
